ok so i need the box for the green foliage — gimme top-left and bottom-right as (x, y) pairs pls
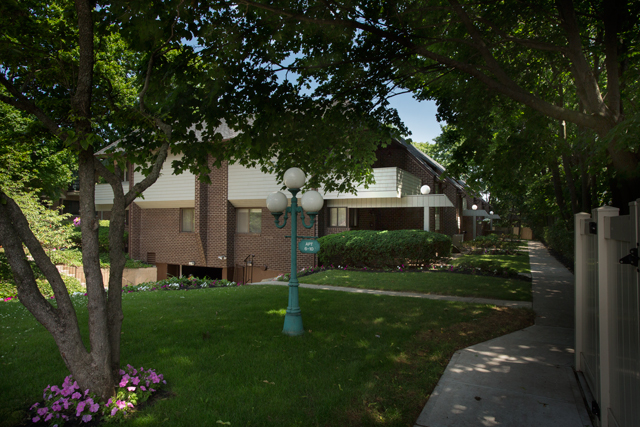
(0, 252), (83, 301)
(464, 234), (522, 253)
(318, 230), (451, 268)
(97, 220), (128, 254)
(0, 186), (74, 251)
(542, 221), (575, 265)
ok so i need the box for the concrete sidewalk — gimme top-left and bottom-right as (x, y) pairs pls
(253, 281), (531, 309)
(413, 241), (592, 427)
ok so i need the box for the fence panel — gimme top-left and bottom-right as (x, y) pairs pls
(607, 201), (640, 427)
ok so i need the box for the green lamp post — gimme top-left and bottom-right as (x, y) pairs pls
(266, 167), (324, 336)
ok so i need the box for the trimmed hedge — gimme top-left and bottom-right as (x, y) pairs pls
(317, 230), (451, 268)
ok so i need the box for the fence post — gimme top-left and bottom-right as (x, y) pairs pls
(574, 212), (591, 372)
(595, 205), (619, 427)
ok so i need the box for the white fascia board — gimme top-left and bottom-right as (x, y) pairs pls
(326, 194), (454, 208)
(134, 200), (195, 209)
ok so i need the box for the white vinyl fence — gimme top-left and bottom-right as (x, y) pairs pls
(575, 200), (640, 427)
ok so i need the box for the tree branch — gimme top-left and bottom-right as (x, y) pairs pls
(0, 75), (66, 139)
(124, 141), (170, 207)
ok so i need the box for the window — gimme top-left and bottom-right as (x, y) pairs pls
(237, 208), (261, 233)
(181, 208), (194, 232)
(435, 207), (441, 231)
(462, 198), (468, 210)
(330, 207), (347, 227)
(349, 209), (358, 227)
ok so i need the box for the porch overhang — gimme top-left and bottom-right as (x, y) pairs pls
(326, 194), (454, 232)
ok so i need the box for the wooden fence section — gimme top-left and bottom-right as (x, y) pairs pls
(56, 264), (109, 287)
(575, 200), (640, 427)
(55, 264), (157, 287)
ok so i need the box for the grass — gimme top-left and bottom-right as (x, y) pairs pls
(0, 286), (534, 427)
(297, 270), (531, 301)
(451, 253), (531, 274)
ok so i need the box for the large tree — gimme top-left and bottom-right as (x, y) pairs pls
(0, 0), (397, 400)
(234, 0), (640, 211)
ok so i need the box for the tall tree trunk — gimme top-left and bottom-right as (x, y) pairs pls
(579, 155), (590, 212)
(550, 158), (570, 222)
(561, 153), (580, 214)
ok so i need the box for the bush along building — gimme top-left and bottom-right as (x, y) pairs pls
(95, 137), (494, 282)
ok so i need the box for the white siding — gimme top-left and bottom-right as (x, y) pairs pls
(132, 152), (195, 208)
(227, 165), (423, 207)
(95, 183), (128, 210)
(228, 163), (284, 205)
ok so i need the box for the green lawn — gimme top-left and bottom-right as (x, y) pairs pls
(451, 253), (531, 274)
(298, 270), (531, 301)
(0, 286), (533, 427)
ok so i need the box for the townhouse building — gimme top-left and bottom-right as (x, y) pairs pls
(95, 137), (494, 282)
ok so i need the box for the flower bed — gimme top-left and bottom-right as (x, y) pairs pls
(29, 365), (166, 425)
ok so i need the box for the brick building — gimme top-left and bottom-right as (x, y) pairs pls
(95, 137), (493, 282)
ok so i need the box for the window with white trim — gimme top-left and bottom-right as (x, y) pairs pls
(237, 208), (262, 234)
(435, 207), (441, 231)
(330, 207), (347, 227)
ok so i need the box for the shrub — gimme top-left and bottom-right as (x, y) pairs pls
(454, 258), (520, 277)
(464, 234), (521, 252)
(318, 230), (451, 268)
(542, 220), (574, 265)
(69, 220), (129, 252)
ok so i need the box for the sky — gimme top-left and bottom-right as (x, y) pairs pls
(387, 94), (443, 144)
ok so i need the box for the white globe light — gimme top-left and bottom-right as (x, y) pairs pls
(266, 191), (287, 213)
(490, 211), (494, 215)
(283, 167), (306, 189)
(472, 204), (478, 210)
(301, 190), (324, 212)
(420, 185), (431, 195)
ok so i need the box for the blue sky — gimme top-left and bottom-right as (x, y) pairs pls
(387, 94), (443, 144)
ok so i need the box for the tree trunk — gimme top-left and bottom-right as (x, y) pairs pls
(561, 153), (580, 214)
(550, 158), (569, 222)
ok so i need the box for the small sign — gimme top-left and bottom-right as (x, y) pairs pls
(298, 239), (320, 254)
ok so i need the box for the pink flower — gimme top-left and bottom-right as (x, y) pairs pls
(76, 401), (86, 416)
(127, 386), (136, 391)
(132, 377), (140, 385)
(107, 398), (113, 406)
(72, 392), (81, 399)
(111, 407), (118, 416)
(90, 403), (99, 412)
(116, 400), (127, 409)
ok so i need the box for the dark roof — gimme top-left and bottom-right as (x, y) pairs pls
(395, 138), (467, 192)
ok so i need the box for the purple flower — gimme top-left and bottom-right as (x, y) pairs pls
(82, 414), (92, 423)
(90, 403), (99, 412)
(76, 401), (86, 416)
(45, 413), (53, 422)
(32, 416), (40, 423)
(107, 398), (113, 406)
(52, 403), (61, 412)
(111, 407), (118, 416)
(37, 407), (48, 416)
(72, 392), (81, 399)
(132, 377), (140, 385)
(30, 402), (40, 410)
(140, 386), (146, 391)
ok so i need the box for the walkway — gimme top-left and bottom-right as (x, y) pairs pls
(254, 280), (531, 309)
(413, 241), (592, 426)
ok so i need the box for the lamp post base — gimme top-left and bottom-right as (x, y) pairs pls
(282, 312), (304, 336)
